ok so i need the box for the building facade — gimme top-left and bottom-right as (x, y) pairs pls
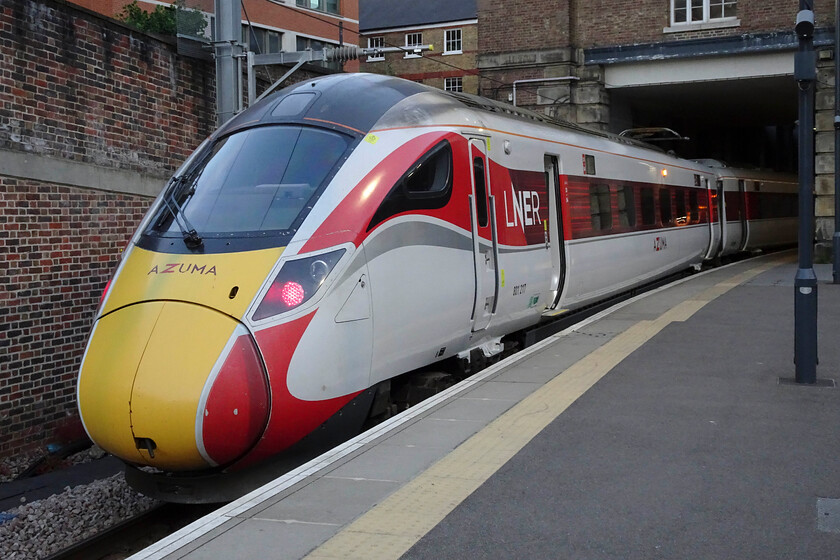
(71, 0), (360, 71)
(359, 0), (478, 94)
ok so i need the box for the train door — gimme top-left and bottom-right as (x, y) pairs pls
(703, 177), (720, 260)
(545, 155), (566, 308)
(738, 179), (749, 251)
(716, 180), (726, 257)
(468, 137), (500, 332)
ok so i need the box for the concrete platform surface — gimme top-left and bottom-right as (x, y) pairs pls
(129, 253), (840, 560)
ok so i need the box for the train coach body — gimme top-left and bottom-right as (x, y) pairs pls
(698, 160), (798, 257)
(77, 74), (796, 481)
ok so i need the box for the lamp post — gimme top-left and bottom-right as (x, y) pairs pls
(794, 1), (818, 384)
(834, 0), (840, 283)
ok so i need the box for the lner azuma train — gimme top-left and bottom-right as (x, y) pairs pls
(77, 73), (796, 498)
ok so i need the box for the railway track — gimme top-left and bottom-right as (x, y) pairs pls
(44, 503), (216, 560)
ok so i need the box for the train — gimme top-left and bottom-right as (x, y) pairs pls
(76, 73), (797, 499)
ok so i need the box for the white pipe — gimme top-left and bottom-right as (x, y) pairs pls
(512, 76), (580, 107)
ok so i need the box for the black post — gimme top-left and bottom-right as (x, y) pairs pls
(794, 1), (818, 384)
(834, 0), (840, 283)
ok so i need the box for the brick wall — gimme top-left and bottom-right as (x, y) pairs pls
(573, 0), (667, 47)
(0, 0), (216, 458)
(575, 0), (836, 48)
(0, 180), (149, 455)
(2, 0), (215, 176)
(478, 0), (570, 54)
(476, 0), (581, 124)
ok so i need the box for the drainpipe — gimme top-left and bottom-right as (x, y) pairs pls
(512, 76), (580, 107)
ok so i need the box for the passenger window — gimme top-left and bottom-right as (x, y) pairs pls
(617, 185), (635, 227)
(473, 157), (489, 227)
(756, 191), (773, 220)
(640, 187), (655, 226)
(659, 187), (672, 226)
(757, 190), (799, 220)
(589, 184), (611, 231)
(405, 142), (452, 195)
(786, 194), (799, 218)
(689, 190), (699, 223)
(675, 189), (687, 224)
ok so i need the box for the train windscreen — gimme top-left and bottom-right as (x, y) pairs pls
(145, 125), (351, 240)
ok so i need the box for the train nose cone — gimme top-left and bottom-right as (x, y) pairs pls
(78, 301), (268, 471)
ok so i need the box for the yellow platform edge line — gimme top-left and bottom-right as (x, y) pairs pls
(303, 256), (788, 560)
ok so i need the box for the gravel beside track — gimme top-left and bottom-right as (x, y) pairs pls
(0, 472), (159, 560)
(0, 450), (49, 484)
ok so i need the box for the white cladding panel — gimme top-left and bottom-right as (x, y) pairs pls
(286, 258), (374, 400)
(365, 218), (475, 385)
(724, 222), (745, 253)
(561, 226), (708, 308)
(745, 218), (797, 250)
(492, 245), (553, 329)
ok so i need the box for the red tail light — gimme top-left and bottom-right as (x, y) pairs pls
(252, 248), (345, 320)
(278, 281), (305, 307)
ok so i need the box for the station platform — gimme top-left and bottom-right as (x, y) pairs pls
(130, 252), (840, 560)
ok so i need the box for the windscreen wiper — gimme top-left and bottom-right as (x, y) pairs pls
(160, 175), (203, 249)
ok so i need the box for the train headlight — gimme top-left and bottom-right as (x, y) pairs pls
(309, 259), (331, 285)
(253, 249), (346, 320)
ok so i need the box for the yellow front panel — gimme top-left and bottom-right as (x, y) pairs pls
(78, 303), (164, 464)
(101, 246), (284, 319)
(129, 301), (238, 470)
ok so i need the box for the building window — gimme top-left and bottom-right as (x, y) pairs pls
(444, 77), (463, 92)
(405, 32), (422, 58)
(672, 0), (736, 25)
(243, 25), (283, 54)
(367, 36), (384, 61)
(296, 0), (340, 16)
(444, 28), (462, 54)
(297, 36), (332, 51)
